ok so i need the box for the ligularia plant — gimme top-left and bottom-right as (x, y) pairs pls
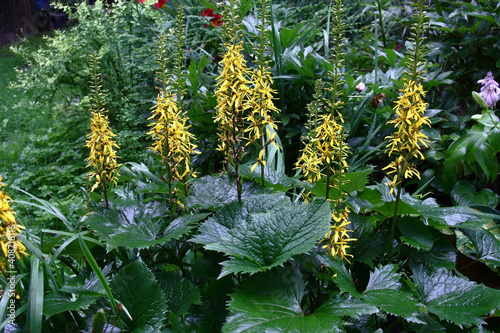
(245, 0), (280, 182)
(85, 53), (121, 209)
(148, 7), (198, 215)
(296, 0), (354, 261)
(383, 0), (430, 249)
(214, 0), (252, 201)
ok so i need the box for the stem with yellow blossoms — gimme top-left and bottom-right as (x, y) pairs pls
(85, 53), (121, 209)
(215, 0), (250, 202)
(246, 0), (280, 186)
(295, 0), (355, 262)
(383, 0), (430, 255)
(149, 6), (198, 218)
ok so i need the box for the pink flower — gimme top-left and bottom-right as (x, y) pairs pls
(478, 72), (500, 108)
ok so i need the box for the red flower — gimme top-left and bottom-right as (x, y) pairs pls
(200, 8), (223, 28)
(201, 8), (215, 16)
(153, 0), (168, 10)
(138, 0), (146, 3)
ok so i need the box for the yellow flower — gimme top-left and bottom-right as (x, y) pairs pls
(245, 66), (280, 172)
(320, 207), (356, 263)
(148, 93), (198, 182)
(214, 42), (252, 165)
(296, 113), (348, 185)
(0, 177), (27, 259)
(384, 80), (430, 193)
(85, 111), (121, 193)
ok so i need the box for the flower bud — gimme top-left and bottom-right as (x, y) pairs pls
(355, 82), (366, 92)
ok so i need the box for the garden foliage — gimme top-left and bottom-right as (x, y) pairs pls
(1, 0), (500, 332)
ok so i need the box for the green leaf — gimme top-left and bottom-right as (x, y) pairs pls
(413, 266), (500, 327)
(156, 270), (200, 316)
(239, 164), (300, 191)
(183, 277), (234, 333)
(407, 237), (457, 269)
(311, 168), (372, 199)
(194, 196), (331, 277)
(28, 258), (44, 333)
(199, 0), (218, 12)
(192, 194), (290, 246)
(84, 200), (207, 250)
(223, 266), (376, 333)
(321, 255), (361, 297)
(358, 182), (492, 228)
(362, 289), (424, 324)
(461, 228), (500, 266)
(110, 261), (167, 332)
(442, 134), (472, 192)
(14, 186), (75, 232)
(78, 234), (119, 315)
(474, 110), (500, 128)
(466, 138), (498, 181)
(419, 206), (492, 228)
(451, 180), (499, 208)
(186, 175), (265, 210)
(348, 214), (387, 266)
(398, 216), (435, 251)
(43, 292), (98, 318)
(361, 265), (423, 323)
(364, 265), (401, 292)
(59, 268), (108, 298)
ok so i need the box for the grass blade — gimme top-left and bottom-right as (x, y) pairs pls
(28, 257), (44, 333)
(78, 234), (118, 315)
(17, 235), (59, 292)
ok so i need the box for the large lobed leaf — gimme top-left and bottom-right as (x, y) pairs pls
(326, 261), (423, 323)
(461, 227), (500, 266)
(192, 194), (331, 277)
(412, 266), (500, 327)
(223, 266), (377, 333)
(186, 175), (265, 210)
(110, 260), (167, 332)
(361, 265), (423, 323)
(155, 270), (200, 316)
(83, 199), (207, 250)
(358, 182), (494, 228)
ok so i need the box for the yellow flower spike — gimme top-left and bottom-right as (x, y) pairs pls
(384, 80), (430, 193)
(214, 41), (252, 175)
(148, 93), (198, 183)
(85, 107), (121, 203)
(0, 177), (27, 259)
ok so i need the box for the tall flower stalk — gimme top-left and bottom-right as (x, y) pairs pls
(295, 0), (354, 262)
(214, 0), (251, 201)
(382, 0), (430, 252)
(0, 177), (27, 261)
(148, 6), (198, 216)
(85, 53), (121, 209)
(245, 0), (280, 184)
